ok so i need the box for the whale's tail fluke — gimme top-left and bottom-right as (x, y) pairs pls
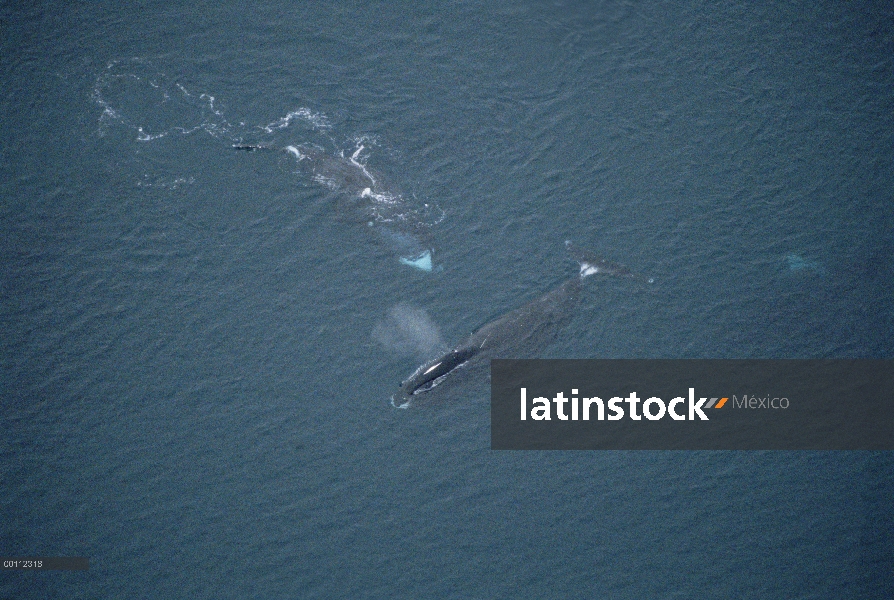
(565, 240), (654, 283)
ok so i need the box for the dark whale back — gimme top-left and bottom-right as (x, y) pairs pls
(399, 346), (479, 397)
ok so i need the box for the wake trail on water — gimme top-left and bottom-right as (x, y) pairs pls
(90, 58), (446, 268)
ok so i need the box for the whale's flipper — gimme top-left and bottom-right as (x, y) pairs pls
(565, 240), (654, 283)
(400, 250), (433, 272)
(377, 227), (434, 272)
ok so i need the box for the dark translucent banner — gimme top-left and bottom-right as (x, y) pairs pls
(491, 360), (894, 450)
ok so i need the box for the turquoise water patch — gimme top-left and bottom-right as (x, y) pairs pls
(785, 253), (826, 276)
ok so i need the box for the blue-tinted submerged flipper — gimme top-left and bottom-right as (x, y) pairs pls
(399, 250), (433, 272)
(378, 227), (434, 272)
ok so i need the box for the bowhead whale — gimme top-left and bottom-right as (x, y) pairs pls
(234, 143), (436, 272)
(287, 145), (435, 271)
(392, 242), (651, 407)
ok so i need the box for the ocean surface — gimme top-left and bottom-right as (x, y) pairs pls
(2, 0), (892, 597)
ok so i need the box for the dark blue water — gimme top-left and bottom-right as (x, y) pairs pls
(2, 1), (892, 597)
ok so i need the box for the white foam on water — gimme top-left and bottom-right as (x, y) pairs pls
(261, 108), (330, 133)
(580, 263), (600, 277)
(92, 59), (236, 142)
(390, 396), (411, 409)
(347, 144), (377, 187)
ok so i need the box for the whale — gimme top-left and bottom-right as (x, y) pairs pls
(391, 242), (651, 407)
(393, 276), (582, 407)
(234, 142), (436, 271)
(284, 145), (436, 271)
(285, 145), (377, 192)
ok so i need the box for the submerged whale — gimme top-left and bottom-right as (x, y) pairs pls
(392, 243), (651, 407)
(284, 144), (436, 271)
(233, 142), (436, 271)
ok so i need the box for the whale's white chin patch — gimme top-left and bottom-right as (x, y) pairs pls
(399, 250), (433, 272)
